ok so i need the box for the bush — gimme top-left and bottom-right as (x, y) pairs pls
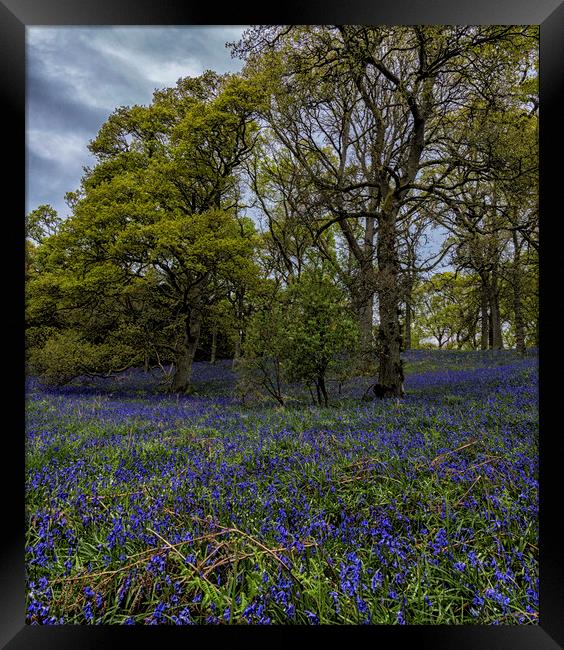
(28, 330), (139, 386)
(237, 270), (359, 406)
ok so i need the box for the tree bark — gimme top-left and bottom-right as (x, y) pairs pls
(171, 310), (202, 393)
(511, 231), (526, 355)
(354, 287), (374, 370)
(376, 209), (404, 397)
(317, 375), (329, 407)
(488, 270), (503, 349)
(480, 279), (489, 350)
(404, 295), (412, 351)
(210, 324), (218, 364)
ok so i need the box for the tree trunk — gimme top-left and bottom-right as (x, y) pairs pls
(489, 297), (502, 349)
(232, 330), (242, 369)
(488, 272), (503, 350)
(468, 310), (480, 350)
(376, 209), (404, 397)
(480, 280), (489, 350)
(172, 345), (191, 394)
(354, 288), (374, 370)
(469, 309), (479, 349)
(512, 231), (526, 356)
(210, 325), (218, 364)
(317, 375), (328, 407)
(314, 380), (322, 406)
(171, 310), (202, 393)
(359, 214), (376, 367)
(404, 297), (412, 351)
(231, 290), (245, 369)
(339, 214), (376, 373)
(488, 311), (494, 349)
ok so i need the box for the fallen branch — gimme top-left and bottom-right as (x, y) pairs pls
(146, 527), (187, 563)
(202, 540), (317, 578)
(447, 456), (503, 476)
(430, 438), (480, 468)
(48, 529), (233, 585)
(454, 475), (482, 507)
(337, 473), (401, 485)
(191, 515), (311, 586)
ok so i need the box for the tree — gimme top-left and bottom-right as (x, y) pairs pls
(26, 73), (262, 392)
(25, 204), (62, 245)
(412, 272), (479, 349)
(239, 268), (359, 406)
(231, 25), (536, 395)
(428, 102), (538, 352)
(283, 270), (359, 406)
(236, 285), (288, 406)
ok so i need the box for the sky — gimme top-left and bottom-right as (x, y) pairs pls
(26, 26), (247, 218)
(26, 25), (447, 274)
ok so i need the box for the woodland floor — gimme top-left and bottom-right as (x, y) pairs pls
(25, 349), (538, 625)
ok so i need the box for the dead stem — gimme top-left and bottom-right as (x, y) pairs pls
(430, 438), (480, 468)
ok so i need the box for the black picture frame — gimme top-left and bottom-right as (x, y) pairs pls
(5, 1), (562, 647)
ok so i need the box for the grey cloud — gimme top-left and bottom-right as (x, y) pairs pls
(27, 68), (109, 137)
(26, 26), (246, 219)
(26, 149), (88, 217)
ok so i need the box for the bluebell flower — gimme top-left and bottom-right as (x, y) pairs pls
(83, 601), (94, 623)
(472, 594), (484, 607)
(371, 570), (383, 593)
(305, 610), (319, 624)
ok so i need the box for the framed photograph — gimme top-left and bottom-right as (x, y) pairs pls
(5, 0), (562, 647)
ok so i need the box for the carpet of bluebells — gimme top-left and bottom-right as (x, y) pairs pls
(25, 349), (538, 625)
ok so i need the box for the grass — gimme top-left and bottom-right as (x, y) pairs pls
(25, 349), (538, 625)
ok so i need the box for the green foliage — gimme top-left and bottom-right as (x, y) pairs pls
(283, 270), (359, 386)
(26, 72), (263, 389)
(412, 272), (478, 349)
(236, 293), (288, 405)
(26, 26), (539, 390)
(28, 330), (141, 386)
(238, 269), (359, 406)
(25, 204), (62, 245)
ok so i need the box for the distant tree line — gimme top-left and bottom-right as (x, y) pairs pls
(25, 25), (538, 403)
